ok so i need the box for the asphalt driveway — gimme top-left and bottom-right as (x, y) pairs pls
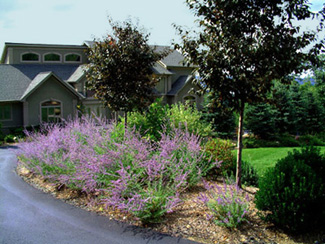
(0, 146), (199, 244)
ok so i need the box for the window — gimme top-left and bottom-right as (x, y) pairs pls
(21, 52), (40, 62)
(65, 53), (81, 62)
(41, 101), (61, 123)
(44, 53), (61, 62)
(0, 104), (11, 120)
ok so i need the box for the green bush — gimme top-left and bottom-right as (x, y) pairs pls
(298, 134), (325, 146)
(127, 99), (212, 141)
(127, 98), (169, 141)
(255, 147), (325, 232)
(290, 146), (325, 184)
(4, 134), (17, 143)
(169, 102), (212, 137)
(204, 138), (235, 176)
(243, 137), (280, 148)
(242, 133), (320, 148)
(276, 134), (301, 147)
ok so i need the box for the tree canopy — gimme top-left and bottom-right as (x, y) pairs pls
(86, 19), (168, 117)
(176, 0), (325, 187)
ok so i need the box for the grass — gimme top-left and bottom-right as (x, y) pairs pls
(241, 146), (325, 177)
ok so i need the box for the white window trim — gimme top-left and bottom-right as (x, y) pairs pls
(21, 52), (40, 63)
(0, 104), (13, 121)
(39, 99), (63, 124)
(43, 52), (62, 63)
(64, 53), (82, 63)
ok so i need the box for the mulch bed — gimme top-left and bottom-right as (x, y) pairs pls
(17, 165), (325, 244)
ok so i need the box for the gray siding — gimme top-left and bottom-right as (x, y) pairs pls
(170, 67), (193, 84)
(0, 102), (23, 128)
(26, 77), (78, 125)
(174, 82), (204, 110)
(11, 47), (87, 65)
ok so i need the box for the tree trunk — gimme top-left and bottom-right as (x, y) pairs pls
(236, 101), (245, 188)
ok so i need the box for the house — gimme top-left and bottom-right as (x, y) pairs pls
(0, 42), (203, 130)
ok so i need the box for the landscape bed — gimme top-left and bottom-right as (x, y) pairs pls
(15, 117), (325, 244)
(17, 164), (325, 244)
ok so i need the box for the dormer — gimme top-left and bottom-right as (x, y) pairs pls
(1, 42), (88, 64)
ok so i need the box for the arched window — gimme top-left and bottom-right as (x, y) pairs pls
(44, 53), (61, 62)
(41, 100), (62, 123)
(21, 52), (40, 62)
(183, 95), (196, 106)
(65, 53), (81, 63)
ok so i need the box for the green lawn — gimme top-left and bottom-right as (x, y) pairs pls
(241, 147), (325, 177)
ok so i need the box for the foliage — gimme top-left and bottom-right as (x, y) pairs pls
(175, 0), (325, 187)
(202, 94), (236, 138)
(197, 181), (250, 228)
(243, 133), (324, 148)
(4, 134), (17, 143)
(243, 137), (281, 148)
(18, 116), (211, 223)
(127, 99), (212, 141)
(298, 134), (325, 146)
(270, 80), (325, 136)
(255, 147), (325, 232)
(86, 18), (167, 116)
(204, 138), (235, 176)
(127, 98), (169, 141)
(290, 146), (325, 184)
(169, 102), (212, 137)
(225, 159), (259, 187)
(204, 138), (259, 186)
(312, 54), (325, 107)
(244, 103), (277, 139)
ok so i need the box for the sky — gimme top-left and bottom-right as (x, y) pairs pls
(0, 0), (324, 53)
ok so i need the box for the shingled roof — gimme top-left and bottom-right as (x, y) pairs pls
(11, 64), (81, 81)
(0, 65), (31, 101)
(84, 41), (189, 69)
(0, 65), (84, 102)
(167, 75), (193, 96)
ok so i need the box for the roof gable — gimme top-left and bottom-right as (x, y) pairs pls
(20, 71), (84, 100)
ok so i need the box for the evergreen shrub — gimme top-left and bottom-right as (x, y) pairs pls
(255, 147), (325, 232)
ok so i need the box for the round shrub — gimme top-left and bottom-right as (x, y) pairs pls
(255, 147), (325, 232)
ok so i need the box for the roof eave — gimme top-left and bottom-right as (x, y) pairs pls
(0, 44), (8, 64)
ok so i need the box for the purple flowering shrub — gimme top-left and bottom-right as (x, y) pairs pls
(197, 181), (250, 228)
(18, 116), (209, 223)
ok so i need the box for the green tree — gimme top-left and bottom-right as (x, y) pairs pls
(313, 54), (325, 105)
(175, 0), (324, 187)
(245, 103), (278, 139)
(86, 18), (168, 125)
(271, 81), (293, 134)
(202, 93), (236, 138)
